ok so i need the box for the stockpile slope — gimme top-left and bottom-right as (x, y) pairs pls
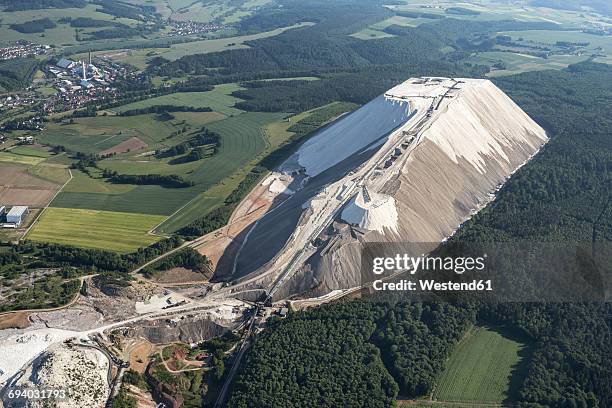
(281, 78), (548, 298)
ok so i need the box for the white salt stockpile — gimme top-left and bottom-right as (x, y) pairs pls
(268, 178), (294, 195)
(0, 328), (79, 384)
(341, 188), (398, 234)
(296, 95), (412, 177)
(8, 343), (110, 408)
(424, 79), (548, 173)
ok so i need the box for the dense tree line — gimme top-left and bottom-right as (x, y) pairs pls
(156, 127), (220, 160)
(71, 105), (97, 118)
(147, 5), (550, 84)
(395, 10), (445, 19)
(0, 57), (39, 91)
(10, 17), (56, 33)
(147, 2), (400, 77)
(168, 146), (213, 165)
(375, 302), (476, 396)
(6, 236), (183, 274)
(58, 16), (120, 28)
(85, 26), (145, 41)
(229, 60), (479, 113)
(104, 172), (194, 188)
(120, 105), (212, 117)
(141, 248), (210, 278)
(235, 0), (393, 35)
(0, 0), (86, 11)
(92, 0), (158, 21)
(418, 18), (557, 49)
(446, 6), (481, 15)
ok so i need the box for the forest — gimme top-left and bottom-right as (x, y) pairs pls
(92, 0), (158, 21)
(141, 248), (210, 278)
(120, 105), (212, 117)
(105, 173), (194, 188)
(0, 0), (86, 11)
(0, 58), (39, 91)
(10, 18), (56, 34)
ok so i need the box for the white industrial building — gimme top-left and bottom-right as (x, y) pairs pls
(6, 206), (28, 227)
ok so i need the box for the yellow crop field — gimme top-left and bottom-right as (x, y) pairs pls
(27, 208), (166, 253)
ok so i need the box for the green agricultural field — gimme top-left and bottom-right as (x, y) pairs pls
(166, 0), (273, 24)
(34, 92), (350, 237)
(259, 77), (320, 82)
(41, 114), (186, 154)
(155, 111), (286, 233)
(434, 327), (531, 404)
(370, 15), (423, 29)
(39, 86), (285, 228)
(112, 84), (245, 116)
(0, 4), (139, 46)
(27, 207), (166, 253)
(189, 112), (286, 185)
(389, 1), (601, 26)
(498, 30), (612, 63)
(350, 28), (395, 40)
(73, 23), (314, 68)
(9, 145), (52, 158)
(100, 156), (204, 177)
(62, 170), (135, 195)
(469, 51), (589, 77)
(0, 152), (46, 166)
(160, 23), (314, 60)
(51, 185), (201, 216)
(27, 164), (71, 185)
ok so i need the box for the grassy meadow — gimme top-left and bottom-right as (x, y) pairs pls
(433, 327), (530, 404)
(112, 84), (246, 116)
(0, 4), (139, 47)
(0, 151), (46, 166)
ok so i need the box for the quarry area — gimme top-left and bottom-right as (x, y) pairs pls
(0, 77), (547, 407)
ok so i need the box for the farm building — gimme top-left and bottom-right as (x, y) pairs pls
(6, 206), (28, 227)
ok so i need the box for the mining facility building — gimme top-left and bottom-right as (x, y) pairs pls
(4, 206), (28, 227)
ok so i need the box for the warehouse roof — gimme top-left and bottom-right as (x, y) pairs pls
(7, 206), (28, 217)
